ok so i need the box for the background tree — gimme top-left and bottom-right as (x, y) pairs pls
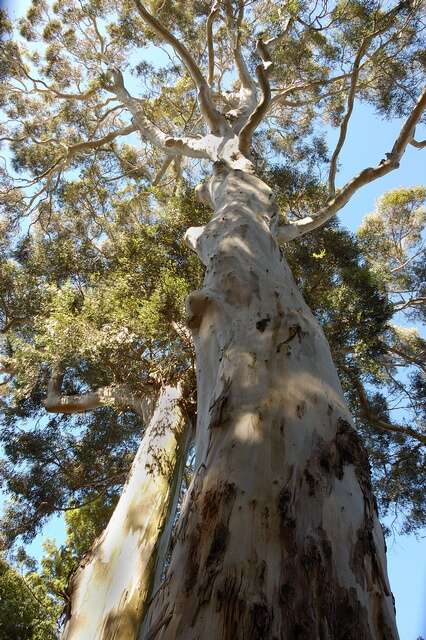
(355, 186), (426, 533)
(0, 551), (59, 639)
(1, 0), (425, 638)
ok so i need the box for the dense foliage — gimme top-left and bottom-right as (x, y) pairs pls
(0, 553), (58, 639)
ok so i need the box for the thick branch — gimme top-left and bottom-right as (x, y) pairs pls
(44, 372), (154, 420)
(26, 123), (138, 188)
(328, 38), (370, 196)
(133, 0), (227, 134)
(36, 86), (98, 101)
(104, 68), (210, 159)
(278, 86), (426, 242)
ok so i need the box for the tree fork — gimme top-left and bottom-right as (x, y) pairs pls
(141, 166), (398, 639)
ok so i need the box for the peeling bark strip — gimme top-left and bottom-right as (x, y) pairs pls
(141, 169), (399, 639)
(61, 386), (189, 640)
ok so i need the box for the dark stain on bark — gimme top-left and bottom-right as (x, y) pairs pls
(277, 486), (292, 521)
(100, 605), (139, 640)
(315, 418), (373, 499)
(250, 269), (261, 300)
(333, 586), (371, 640)
(187, 481), (238, 620)
(184, 525), (201, 594)
(257, 560), (267, 588)
(335, 418), (371, 488)
(206, 521), (229, 567)
(256, 316), (271, 332)
(304, 468), (316, 496)
(249, 602), (272, 640)
(296, 401), (306, 418)
(351, 515), (390, 596)
(261, 506), (270, 530)
(202, 487), (220, 521)
(276, 521), (381, 640)
(299, 426), (395, 638)
(202, 481), (237, 522)
(277, 485), (297, 555)
(377, 604), (395, 640)
(215, 572), (246, 640)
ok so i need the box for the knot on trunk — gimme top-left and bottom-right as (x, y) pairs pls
(186, 289), (221, 330)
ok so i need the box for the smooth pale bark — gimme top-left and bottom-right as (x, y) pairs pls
(141, 167), (398, 639)
(62, 384), (189, 640)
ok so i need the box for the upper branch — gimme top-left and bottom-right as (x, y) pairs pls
(64, 123), (137, 158)
(264, 16), (294, 49)
(270, 70), (356, 108)
(19, 65), (99, 101)
(328, 38), (370, 196)
(207, 1), (220, 87)
(351, 373), (426, 447)
(132, 0), (227, 134)
(278, 86), (426, 242)
(238, 38), (273, 156)
(29, 123), (138, 186)
(224, 0), (255, 92)
(410, 130), (426, 149)
(220, 0), (258, 133)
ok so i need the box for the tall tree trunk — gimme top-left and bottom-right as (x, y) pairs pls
(141, 167), (399, 640)
(62, 384), (189, 640)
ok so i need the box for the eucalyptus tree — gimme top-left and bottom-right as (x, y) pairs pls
(1, 0), (426, 639)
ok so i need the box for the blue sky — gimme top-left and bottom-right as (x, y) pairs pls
(1, 1), (426, 638)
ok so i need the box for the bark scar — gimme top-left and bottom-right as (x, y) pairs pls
(209, 378), (232, 429)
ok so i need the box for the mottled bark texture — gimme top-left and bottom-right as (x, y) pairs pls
(141, 167), (398, 640)
(62, 385), (189, 640)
